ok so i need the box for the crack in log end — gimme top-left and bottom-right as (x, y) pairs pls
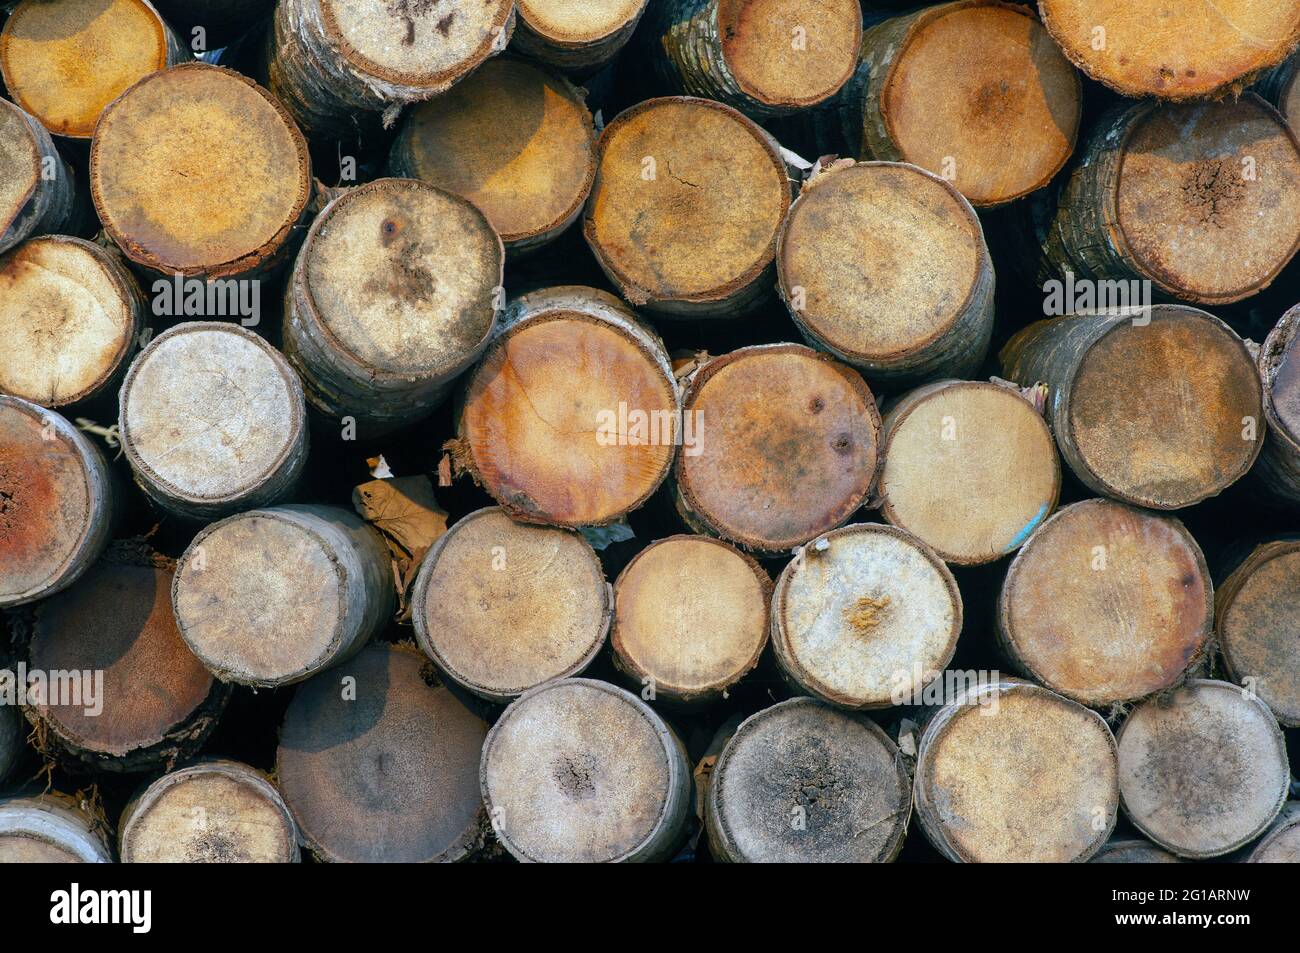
(1181, 158), (1246, 228)
(186, 827), (246, 864)
(0, 447), (58, 568)
(553, 752), (598, 800)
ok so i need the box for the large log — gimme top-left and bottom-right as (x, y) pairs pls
(0, 0), (187, 140)
(837, 1), (1081, 207)
(454, 286), (678, 528)
(25, 560), (229, 773)
(649, 0), (863, 119)
(481, 678), (692, 863)
(511, 0), (648, 73)
(0, 397), (113, 608)
(997, 499), (1212, 708)
(583, 97), (791, 317)
(914, 679), (1119, 862)
(0, 236), (146, 409)
(411, 507), (610, 704)
(0, 98), (82, 255)
(265, 0), (516, 138)
(776, 161), (995, 387)
(673, 344), (880, 555)
(1000, 306), (1262, 509)
(705, 697), (911, 863)
(119, 760), (299, 863)
(0, 796), (112, 863)
(90, 63), (311, 281)
(388, 57), (595, 255)
(283, 178), (502, 435)
(1039, 0), (1300, 100)
(877, 380), (1059, 565)
(118, 322), (309, 521)
(1034, 95), (1300, 306)
(1253, 304), (1300, 505)
(173, 505), (395, 688)
(1116, 679), (1289, 859)
(770, 523), (961, 709)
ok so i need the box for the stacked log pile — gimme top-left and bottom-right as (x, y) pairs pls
(0, 0), (1298, 867)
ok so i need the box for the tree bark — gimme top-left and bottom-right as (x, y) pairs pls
(0, 98), (83, 256)
(0, 795), (112, 863)
(511, 0), (648, 74)
(1253, 304), (1300, 506)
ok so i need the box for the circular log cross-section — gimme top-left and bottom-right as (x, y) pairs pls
(268, 0), (516, 138)
(1249, 804), (1300, 863)
(771, 523), (961, 709)
(481, 678), (692, 863)
(674, 344), (880, 555)
(0, 797), (112, 863)
(457, 286), (677, 528)
(174, 505), (396, 688)
(119, 322), (309, 522)
(276, 645), (490, 864)
(1117, 680), (1290, 859)
(0, 98), (80, 256)
(284, 178), (502, 434)
(1089, 839), (1181, 864)
(652, 0), (863, 119)
(26, 561), (227, 773)
(584, 97), (791, 317)
(511, 0), (648, 72)
(776, 162), (995, 386)
(705, 698), (911, 863)
(0, 398), (113, 608)
(389, 57), (595, 255)
(997, 499), (1211, 708)
(877, 381), (1059, 565)
(91, 63), (311, 281)
(1040, 0), (1300, 100)
(0, 236), (145, 409)
(411, 507), (610, 704)
(914, 680), (1119, 863)
(1215, 539), (1300, 727)
(120, 761), (299, 863)
(840, 1), (1081, 207)
(1039, 95), (1300, 306)
(1000, 306), (1262, 509)
(611, 535), (770, 705)
(1254, 304), (1300, 504)
(0, 0), (186, 140)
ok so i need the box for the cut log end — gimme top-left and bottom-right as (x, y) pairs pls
(412, 507), (609, 703)
(999, 499), (1211, 707)
(1249, 805), (1300, 863)
(516, 0), (645, 44)
(0, 98), (43, 242)
(1117, 680), (1290, 858)
(0, 797), (111, 863)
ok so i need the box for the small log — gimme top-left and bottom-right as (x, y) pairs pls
(583, 97), (791, 317)
(0, 236), (146, 409)
(673, 343), (880, 555)
(0, 796), (112, 863)
(997, 499), (1212, 708)
(705, 697), (911, 863)
(119, 760), (299, 863)
(90, 62), (311, 281)
(283, 178), (502, 435)
(0, 98), (82, 255)
(1000, 306), (1262, 509)
(1214, 538), (1300, 727)
(649, 0), (863, 119)
(771, 523), (961, 709)
(511, 0), (648, 73)
(388, 57), (595, 255)
(173, 505), (395, 688)
(119, 322), (309, 522)
(0, 704), (19, 783)
(265, 0), (515, 139)
(1039, 0), (1300, 100)
(914, 679), (1119, 863)
(1035, 95), (1300, 305)
(0, 0), (187, 140)
(25, 561), (229, 773)
(1116, 679), (1290, 859)
(611, 534), (770, 705)
(276, 644), (490, 863)
(1258, 52), (1300, 130)
(455, 285), (678, 528)
(1249, 802), (1300, 863)
(0, 397), (113, 608)
(1253, 304), (1300, 505)
(877, 380), (1059, 565)
(481, 678), (692, 863)
(837, 1), (1081, 207)
(411, 507), (610, 704)
(1089, 839), (1181, 864)
(776, 161), (995, 387)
